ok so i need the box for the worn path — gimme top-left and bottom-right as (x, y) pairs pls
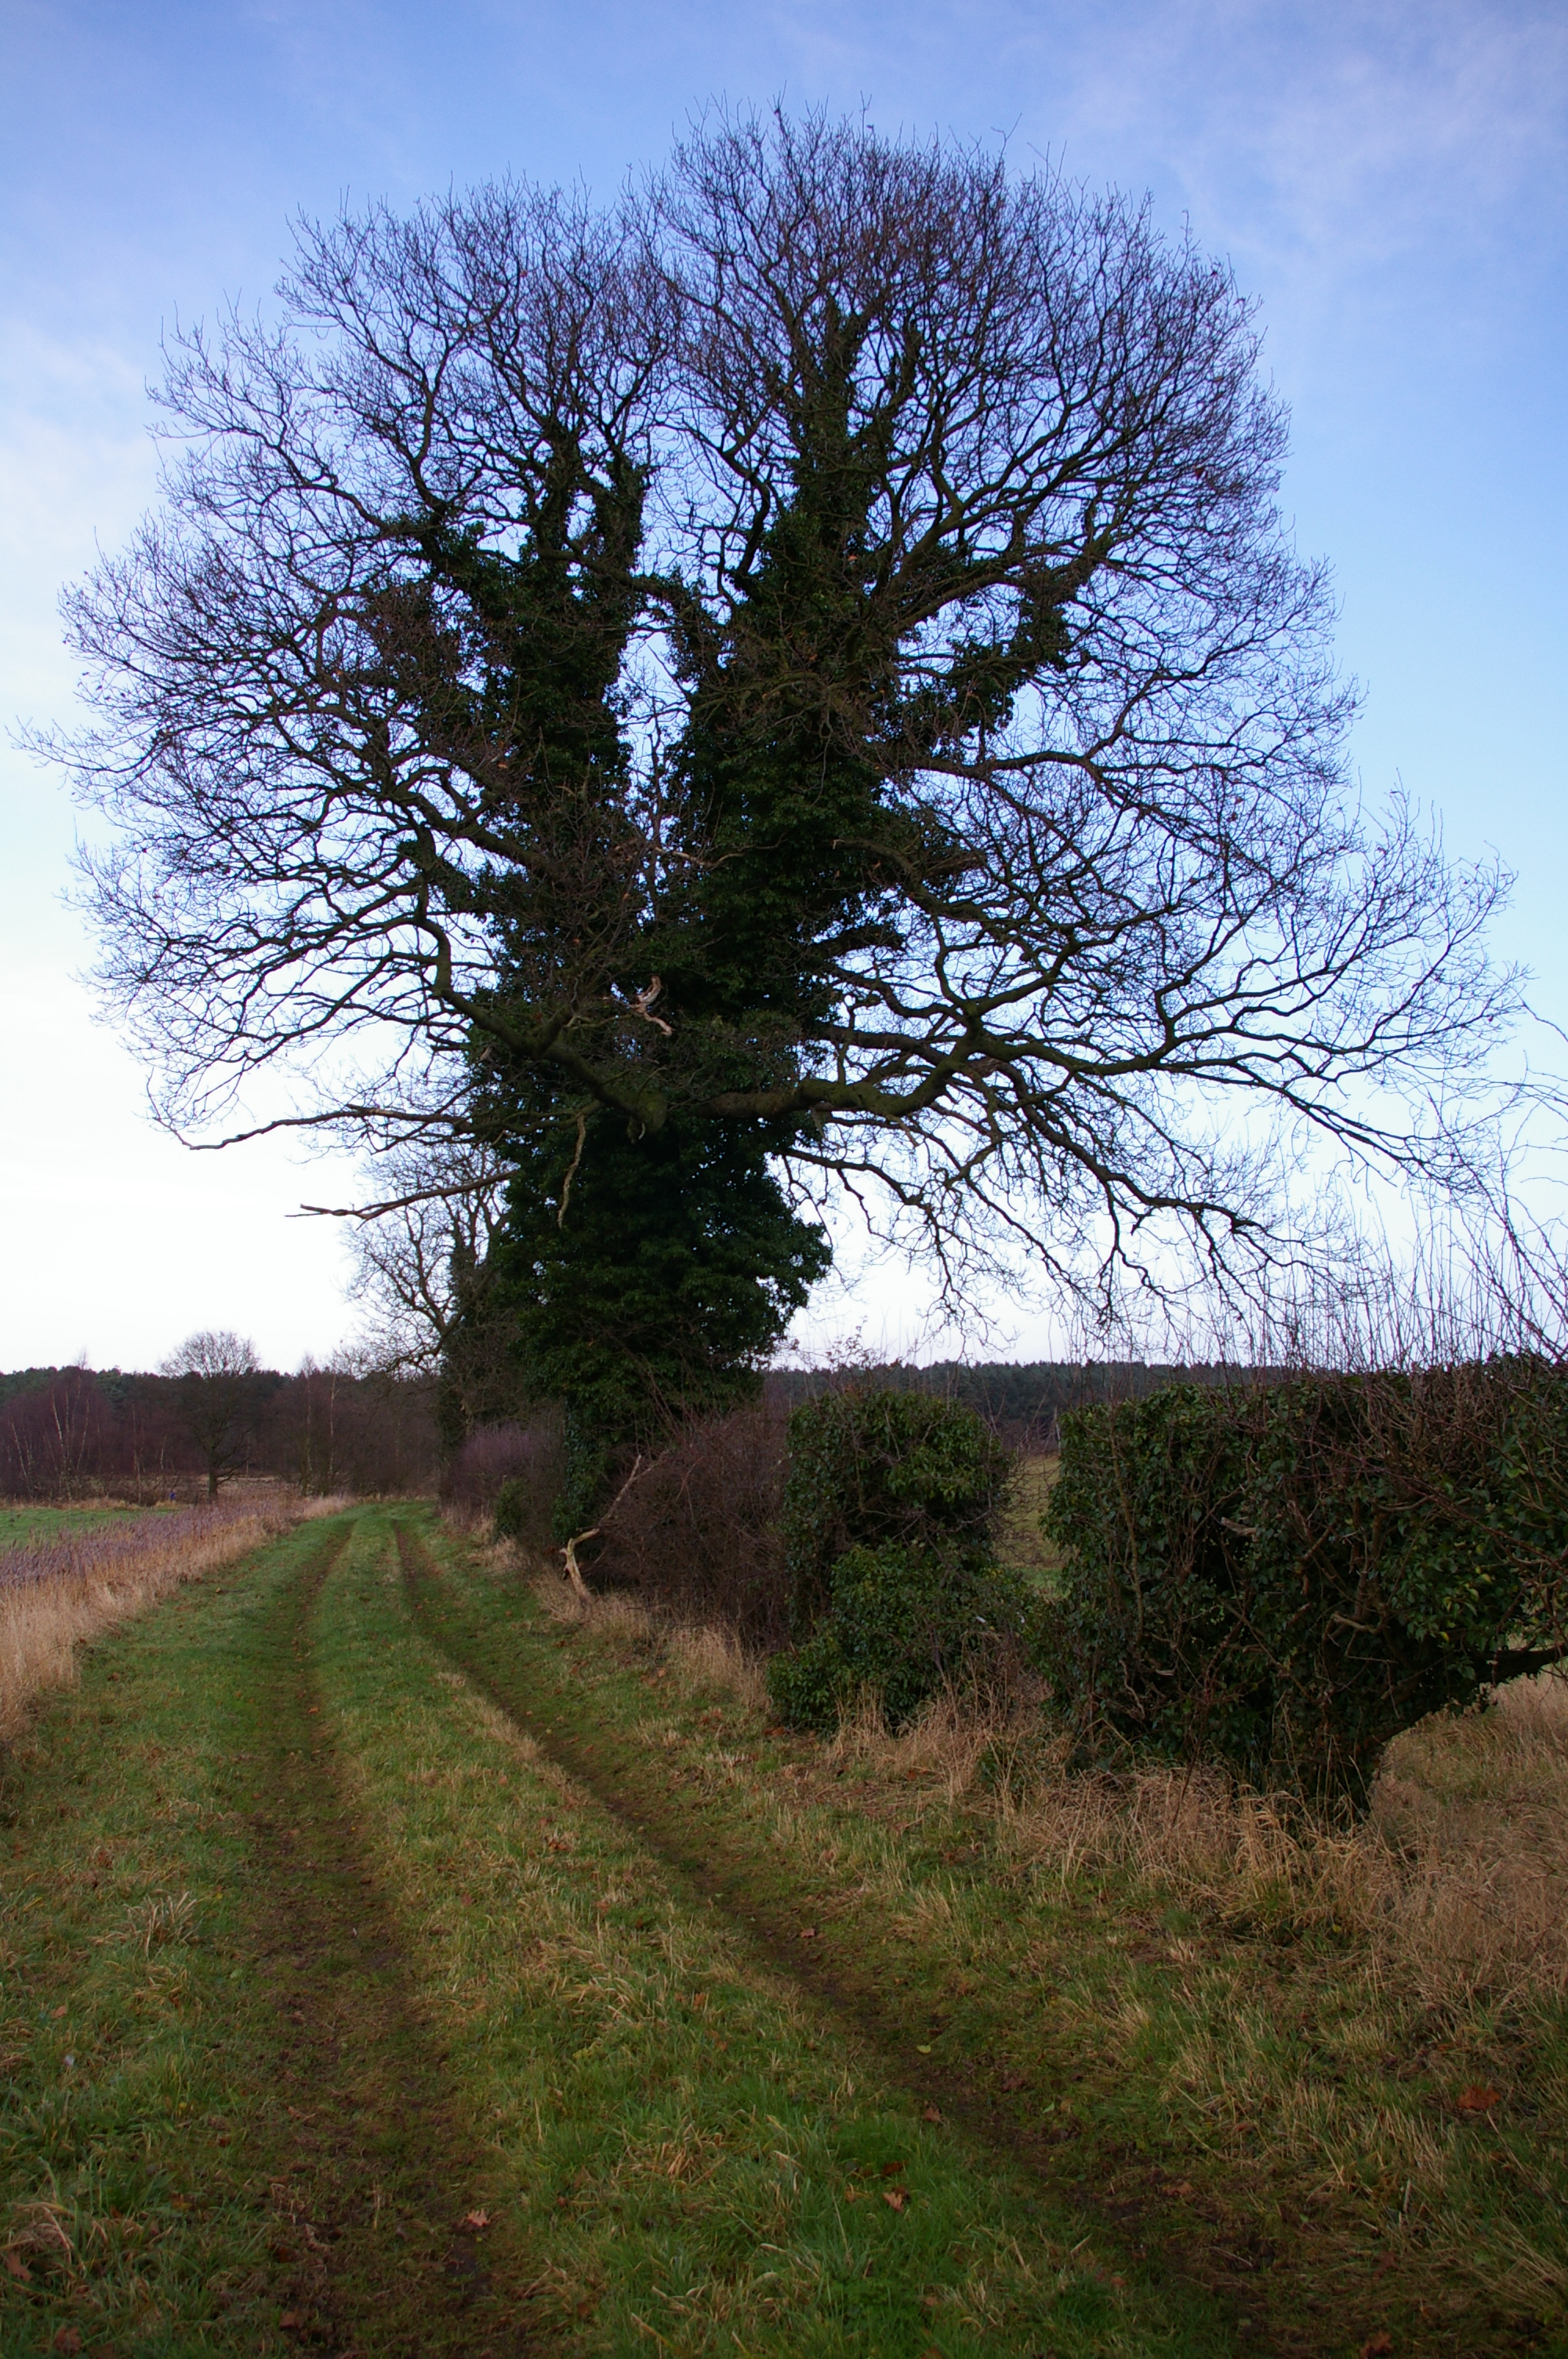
(397, 1528), (1315, 2354)
(3, 1506), (1226, 2357)
(237, 1520), (541, 2354)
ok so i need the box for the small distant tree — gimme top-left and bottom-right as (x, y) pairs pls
(161, 1329), (260, 1495)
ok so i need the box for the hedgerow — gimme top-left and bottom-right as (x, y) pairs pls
(1044, 1360), (1568, 1805)
(766, 1391), (1034, 1731)
(781, 1389), (1014, 1632)
(768, 1539), (1050, 1732)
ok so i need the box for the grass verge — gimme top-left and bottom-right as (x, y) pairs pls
(0, 1508), (136, 1554)
(405, 1522), (1568, 2359)
(0, 1496), (332, 1739)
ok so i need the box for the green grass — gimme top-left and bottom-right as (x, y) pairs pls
(1, 1504), (1223, 2356)
(997, 1452), (1061, 1576)
(8, 1500), (1563, 2354)
(408, 1530), (1568, 2359)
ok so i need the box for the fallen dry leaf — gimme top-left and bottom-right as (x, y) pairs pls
(880, 2160), (906, 2177)
(462, 2209), (491, 2231)
(800, 1927), (818, 1941)
(50, 2332), (82, 2355)
(1359, 2335), (1393, 2358)
(921, 2104), (942, 2124)
(1456, 2084), (1501, 2114)
(883, 2188), (907, 2212)
(999, 2070), (1029, 2092)
(279, 2313), (303, 2332)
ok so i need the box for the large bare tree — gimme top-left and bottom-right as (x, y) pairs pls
(52, 111), (1517, 1361)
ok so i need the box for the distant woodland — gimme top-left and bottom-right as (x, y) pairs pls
(0, 1357), (1225, 1503)
(0, 1363), (439, 1500)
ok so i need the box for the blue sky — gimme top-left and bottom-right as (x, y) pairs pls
(2, 0), (1564, 1370)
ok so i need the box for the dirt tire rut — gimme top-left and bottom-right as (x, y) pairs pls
(240, 1521), (546, 2357)
(395, 1529), (1329, 2357)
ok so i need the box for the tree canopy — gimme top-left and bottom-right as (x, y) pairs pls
(53, 109), (1518, 1497)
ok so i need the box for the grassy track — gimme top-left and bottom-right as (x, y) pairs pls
(3, 1503), (1229, 2357)
(404, 1524), (1568, 2359)
(5, 1501), (1563, 2354)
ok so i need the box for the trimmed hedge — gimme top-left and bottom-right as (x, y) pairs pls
(782, 1389), (1014, 1631)
(768, 1541), (1049, 1732)
(1044, 1361), (1568, 1805)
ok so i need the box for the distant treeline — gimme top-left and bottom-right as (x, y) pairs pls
(0, 1364), (438, 1501)
(3, 1352), (1241, 1502)
(764, 1360), (1243, 1447)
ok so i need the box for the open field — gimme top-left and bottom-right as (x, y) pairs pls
(2, 1507), (1563, 2355)
(0, 1496), (320, 1738)
(999, 1452), (1061, 1574)
(0, 1507), (140, 1553)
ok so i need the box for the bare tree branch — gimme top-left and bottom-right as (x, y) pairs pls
(41, 111), (1534, 1317)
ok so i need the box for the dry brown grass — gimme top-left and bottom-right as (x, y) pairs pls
(858, 1669), (1568, 2010)
(527, 1571), (771, 1713)
(0, 1496), (340, 1736)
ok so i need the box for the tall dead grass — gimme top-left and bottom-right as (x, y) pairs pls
(0, 1496), (337, 1735)
(528, 1572), (771, 1714)
(521, 1531), (1568, 2011)
(869, 1668), (1568, 2012)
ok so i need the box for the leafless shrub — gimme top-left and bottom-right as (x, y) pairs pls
(441, 1413), (565, 1541)
(591, 1403), (790, 1645)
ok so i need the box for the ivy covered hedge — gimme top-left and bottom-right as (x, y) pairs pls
(1044, 1359), (1568, 1805)
(781, 1388), (1014, 1631)
(768, 1541), (1049, 1732)
(769, 1390), (1037, 1730)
